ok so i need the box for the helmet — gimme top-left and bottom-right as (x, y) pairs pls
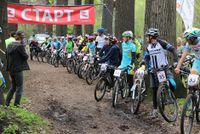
(97, 28), (105, 33)
(183, 28), (200, 40)
(84, 34), (89, 38)
(145, 28), (160, 37)
(122, 31), (133, 38)
(88, 36), (94, 41)
(109, 36), (118, 44)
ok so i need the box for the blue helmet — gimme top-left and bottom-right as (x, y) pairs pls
(97, 28), (105, 33)
(183, 28), (200, 40)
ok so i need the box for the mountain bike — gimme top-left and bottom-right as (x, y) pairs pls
(112, 65), (132, 108)
(130, 67), (146, 114)
(94, 63), (115, 101)
(180, 70), (200, 134)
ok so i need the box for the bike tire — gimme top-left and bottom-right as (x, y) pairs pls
(66, 59), (74, 73)
(180, 94), (194, 134)
(112, 80), (120, 108)
(196, 91), (200, 122)
(131, 84), (141, 114)
(157, 85), (178, 122)
(86, 66), (95, 85)
(78, 63), (85, 79)
(94, 78), (107, 102)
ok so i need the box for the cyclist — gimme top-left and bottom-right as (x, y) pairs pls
(176, 37), (184, 56)
(99, 36), (112, 57)
(29, 34), (39, 60)
(95, 28), (106, 52)
(52, 37), (62, 63)
(66, 36), (74, 54)
(142, 28), (178, 118)
(99, 36), (121, 67)
(60, 36), (67, 51)
(87, 36), (96, 56)
(118, 31), (136, 89)
(175, 28), (200, 76)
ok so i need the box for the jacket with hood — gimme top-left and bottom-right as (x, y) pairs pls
(6, 42), (30, 74)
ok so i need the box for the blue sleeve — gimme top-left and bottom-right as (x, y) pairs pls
(131, 43), (136, 52)
(183, 44), (190, 53)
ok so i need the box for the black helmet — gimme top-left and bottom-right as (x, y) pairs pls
(145, 28), (160, 37)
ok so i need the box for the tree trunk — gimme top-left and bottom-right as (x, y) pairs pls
(144, 0), (186, 98)
(56, 0), (68, 36)
(45, 0), (53, 36)
(0, 0), (8, 105)
(144, 0), (176, 45)
(74, 0), (82, 36)
(115, 0), (135, 39)
(102, 0), (114, 34)
(84, 0), (94, 34)
(7, 0), (19, 35)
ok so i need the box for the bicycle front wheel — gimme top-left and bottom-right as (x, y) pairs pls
(157, 85), (178, 122)
(180, 94), (194, 134)
(112, 80), (120, 108)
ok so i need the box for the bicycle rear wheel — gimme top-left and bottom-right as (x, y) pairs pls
(157, 85), (178, 122)
(180, 94), (194, 134)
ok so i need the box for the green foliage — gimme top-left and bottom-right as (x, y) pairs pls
(0, 106), (48, 134)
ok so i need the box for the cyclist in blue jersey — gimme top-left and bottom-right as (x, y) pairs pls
(175, 28), (200, 75)
(118, 31), (136, 89)
(87, 36), (96, 56)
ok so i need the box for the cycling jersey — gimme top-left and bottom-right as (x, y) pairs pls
(87, 43), (96, 56)
(144, 39), (178, 69)
(99, 44), (121, 66)
(183, 37), (200, 74)
(183, 37), (200, 59)
(119, 41), (136, 69)
(52, 41), (62, 50)
(96, 35), (106, 49)
(61, 40), (67, 50)
(66, 41), (74, 53)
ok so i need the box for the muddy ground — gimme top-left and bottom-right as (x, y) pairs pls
(24, 61), (199, 134)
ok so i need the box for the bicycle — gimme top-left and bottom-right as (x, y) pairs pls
(86, 56), (100, 85)
(180, 69), (200, 134)
(112, 65), (132, 108)
(94, 63), (115, 101)
(150, 65), (178, 122)
(130, 67), (146, 114)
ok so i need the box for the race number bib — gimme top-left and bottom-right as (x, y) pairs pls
(114, 69), (122, 77)
(83, 56), (88, 61)
(157, 71), (167, 83)
(100, 64), (107, 71)
(188, 74), (199, 87)
(67, 53), (72, 58)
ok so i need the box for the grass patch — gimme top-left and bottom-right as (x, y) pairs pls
(0, 106), (48, 134)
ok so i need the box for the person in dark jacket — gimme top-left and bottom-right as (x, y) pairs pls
(6, 31), (30, 106)
(98, 36), (112, 57)
(99, 36), (121, 66)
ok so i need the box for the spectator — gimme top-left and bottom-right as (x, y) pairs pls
(5, 31), (16, 48)
(6, 31), (30, 106)
(176, 37), (184, 55)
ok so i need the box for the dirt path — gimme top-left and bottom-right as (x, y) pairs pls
(23, 61), (198, 134)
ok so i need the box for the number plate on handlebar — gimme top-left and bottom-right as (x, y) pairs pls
(188, 74), (199, 87)
(100, 64), (107, 71)
(114, 70), (122, 77)
(157, 71), (167, 83)
(67, 53), (72, 58)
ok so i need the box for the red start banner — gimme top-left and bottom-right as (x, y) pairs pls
(7, 4), (95, 25)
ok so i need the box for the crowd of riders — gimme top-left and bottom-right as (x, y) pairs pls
(1, 26), (200, 133)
